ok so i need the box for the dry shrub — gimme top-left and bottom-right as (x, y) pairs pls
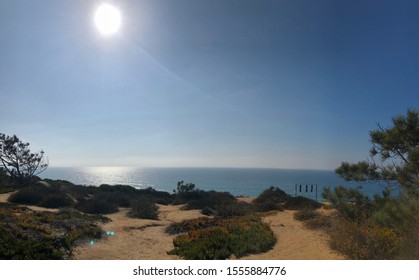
(128, 199), (159, 220)
(329, 219), (401, 259)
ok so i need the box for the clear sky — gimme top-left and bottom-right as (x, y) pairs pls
(0, 0), (418, 169)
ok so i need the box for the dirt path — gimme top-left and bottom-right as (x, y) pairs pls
(73, 204), (204, 260)
(242, 210), (344, 260)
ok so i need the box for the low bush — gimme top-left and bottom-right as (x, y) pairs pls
(304, 213), (334, 230)
(172, 190), (204, 205)
(323, 186), (374, 220)
(137, 187), (174, 205)
(294, 208), (320, 221)
(8, 187), (46, 205)
(128, 199), (159, 220)
(215, 201), (255, 217)
(167, 215), (276, 259)
(201, 207), (215, 216)
(0, 228), (64, 260)
(39, 193), (75, 209)
(8, 186), (75, 209)
(0, 187), (15, 194)
(95, 191), (131, 208)
(75, 197), (118, 214)
(179, 190), (245, 217)
(323, 186), (419, 259)
(283, 196), (322, 210)
(166, 217), (221, 235)
(329, 219), (401, 259)
(253, 187), (289, 212)
(0, 203), (106, 259)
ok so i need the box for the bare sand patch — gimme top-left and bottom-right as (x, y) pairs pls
(73, 204), (205, 260)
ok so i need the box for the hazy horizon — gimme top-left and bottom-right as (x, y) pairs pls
(1, 0), (418, 170)
(45, 165), (336, 171)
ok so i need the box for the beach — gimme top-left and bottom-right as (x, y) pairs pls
(0, 192), (342, 260)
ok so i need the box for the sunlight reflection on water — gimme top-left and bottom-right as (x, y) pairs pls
(41, 167), (389, 198)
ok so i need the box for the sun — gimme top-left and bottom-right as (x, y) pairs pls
(94, 3), (121, 36)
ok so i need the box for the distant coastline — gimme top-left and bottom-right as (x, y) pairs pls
(41, 167), (387, 199)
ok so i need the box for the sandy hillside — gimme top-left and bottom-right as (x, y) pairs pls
(1, 192), (343, 260)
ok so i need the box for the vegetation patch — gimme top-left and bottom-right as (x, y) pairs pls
(283, 196), (322, 210)
(167, 215), (276, 259)
(322, 110), (419, 259)
(128, 198), (159, 220)
(294, 208), (320, 221)
(39, 193), (75, 208)
(7, 185), (75, 209)
(0, 187), (15, 194)
(252, 186), (289, 212)
(0, 203), (107, 259)
(75, 197), (119, 215)
(174, 189), (254, 217)
(329, 218), (402, 259)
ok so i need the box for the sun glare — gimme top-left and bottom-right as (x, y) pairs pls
(94, 3), (121, 36)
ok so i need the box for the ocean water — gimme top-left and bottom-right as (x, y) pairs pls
(41, 167), (389, 200)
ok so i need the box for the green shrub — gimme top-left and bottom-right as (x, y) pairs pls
(172, 190), (203, 205)
(0, 228), (64, 260)
(174, 181), (195, 194)
(304, 213), (334, 230)
(0, 187), (15, 194)
(253, 186), (290, 212)
(137, 187), (174, 205)
(201, 207), (215, 216)
(128, 199), (159, 220)
(75, 197), (118, 214)
(95, 191), (131, 208)
(58, 208), (111, 223)
(179, 190), (240, 216)
(215, 201), (255, 217)
(39, 193), (74, 208)
(0, 203), (106, 259)
(8, 187), (45, 205)
(166, 217), (221, 235)
(294, 208), (320, 221)
(323, 186), (373, 220)
(283, 196), (322, 210)
(168, 215), (276, 259)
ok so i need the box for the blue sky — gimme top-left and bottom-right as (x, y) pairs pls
(0, 0), (418, 169)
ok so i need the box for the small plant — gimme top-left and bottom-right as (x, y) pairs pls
(253, 186), (290, 212)
(8, 187), (45, 205)
(283, 196), (322, 210)
(128, 199), (159, 220)
(174, 181), (195, 194)
(166, 217), (221, 235)
(75, 197), (118, 214)
(39, 193), (74, 208)
(294, 208), (319, 221)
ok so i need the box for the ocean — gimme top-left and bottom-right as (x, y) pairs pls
(40, 167), (390, 200)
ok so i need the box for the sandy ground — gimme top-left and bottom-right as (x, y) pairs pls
(0, 192), (344, 260)
(74, 204), (204, 260)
